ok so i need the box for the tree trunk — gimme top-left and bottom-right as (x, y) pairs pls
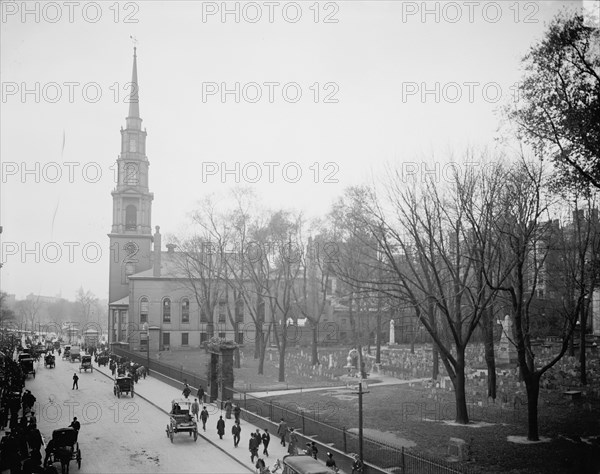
(453, 350), (469, 424)
(311, 322), (319, 366)
(580, 302), (588, 385)
(278, 338), (286, 383)
(257, 332), (265, 375)
(375, 308), (381, 364)
(254, 322), (262, 359)
(432, 343), (439, 380)
(483, 308), (497, 399)
(525, 373), (540, 441)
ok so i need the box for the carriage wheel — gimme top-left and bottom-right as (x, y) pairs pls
(117, 389), (121, 398)
(131, 389), (134, 398)
(77, 451), (81, 469)
(90, 367), (93, 372)
(193, 430), (198, 442)
(169, 429), (174, 443)
(166, 425), (170, 438)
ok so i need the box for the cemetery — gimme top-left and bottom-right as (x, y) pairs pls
(154, 331), (600, 473)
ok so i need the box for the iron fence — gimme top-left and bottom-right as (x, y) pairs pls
(111, 347), (472, 474)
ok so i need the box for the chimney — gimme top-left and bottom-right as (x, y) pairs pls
(153, 226), (161, 277)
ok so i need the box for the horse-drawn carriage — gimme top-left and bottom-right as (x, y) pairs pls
(113, 376), (134, 398)
(44, 427), (81, 474)
(79, 355), (92, 373)
(45, 353), (56, 368)
(62, 346), (71, 361)
(165, 399), (198, 442)
(96, 353), (109, 366)
(19, 357), (35, 379)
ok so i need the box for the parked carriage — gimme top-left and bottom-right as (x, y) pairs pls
(45, 353), (56, 368)
(96, 354), (109, 367)
(44, 427), (81, 473)
(165, 399), (198, 442)
(79, 355), (92, 373)
(113, 376), (134, 398)
(19, 358), (35, 379)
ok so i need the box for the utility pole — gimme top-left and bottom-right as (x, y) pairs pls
(351, 381), (369, 465)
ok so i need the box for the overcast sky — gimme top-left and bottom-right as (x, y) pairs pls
(0, 0), (593, 301)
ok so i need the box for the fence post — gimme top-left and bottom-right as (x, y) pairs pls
(244, 392), (247, 410)
(401, 446), (405, 474)
(342, 427), (347, 453)
(301, 410), (305, 434)
(270, 401), (273, 421)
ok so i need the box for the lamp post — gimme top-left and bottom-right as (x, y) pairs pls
(142, 322), (150, 376)
(351, 380), (369, 465)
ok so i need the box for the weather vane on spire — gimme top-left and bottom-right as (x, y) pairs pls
(130, 35), (138, 50)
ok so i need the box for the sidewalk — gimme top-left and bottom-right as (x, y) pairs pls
(94, 361), (344, 473)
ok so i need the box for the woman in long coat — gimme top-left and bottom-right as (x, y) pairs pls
(216, 415), (225, 439)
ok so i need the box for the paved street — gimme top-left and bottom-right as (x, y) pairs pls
(20, 354), (252, 474)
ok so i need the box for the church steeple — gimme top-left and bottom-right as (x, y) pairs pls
(108, 46), (154, 319)
(126, 47), (141, 130)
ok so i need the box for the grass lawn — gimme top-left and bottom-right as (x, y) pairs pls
(154, 345), (600, 473)
(261, 383), (600, 474)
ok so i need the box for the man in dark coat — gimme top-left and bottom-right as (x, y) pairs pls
(261, 429), (270, 457)
(233, 404), (241, 423)
(197, 385), (205, 403)
(200, 406), (209, 431)
(231, 420), (241, 447)
(249, 433), (259, 463)
(216, 415), (225, 439)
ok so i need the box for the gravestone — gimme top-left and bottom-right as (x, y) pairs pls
(497, 315), (518, 365)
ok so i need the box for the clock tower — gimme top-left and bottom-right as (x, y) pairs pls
(108, 47), (154, 330)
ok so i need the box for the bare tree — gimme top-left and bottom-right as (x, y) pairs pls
(484, 158), (580, 440)
(339, 159), (500, 424)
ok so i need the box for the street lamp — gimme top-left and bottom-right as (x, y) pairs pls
(351, 380), (369, 466)
(142, 322), (150, 376)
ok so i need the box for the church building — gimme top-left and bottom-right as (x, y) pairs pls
(107, 49), (248, 351)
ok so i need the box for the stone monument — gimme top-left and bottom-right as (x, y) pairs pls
(497, 315), (518, 365)
(389, 320), (395, 345)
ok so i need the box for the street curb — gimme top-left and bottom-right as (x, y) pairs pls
(94, 367), (254, 473)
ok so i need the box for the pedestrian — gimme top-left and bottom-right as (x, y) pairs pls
(69, 417), (81, 432)
(217, 415), (225, 439)
(182, 381), (191, 399)
(326, 452), (338, 472)
(255, 457), (267, 474)
(310, 441), (318, 460)
(72, 372), (79, 390)
(351, 454), (364, 474)
(200, 406), (209, 431)
(224, 398), (232, 419)
(249, 432), (259, 463)
(277, 418), (288, 446)
(197, 385), (205, 403)
(231, 420), (241, 447)
(233, 403), (241, 423)
(261, 428), (270, 457)
(26, 422), (43, 465)
(288, 427), (298, 455)
(191, 398), (200, 421)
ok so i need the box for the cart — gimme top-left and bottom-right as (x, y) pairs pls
(165, 399), (198, 443)
(44, 427), (81, 474)
(97, 354), (109, 367)
(45, 353), (56, 368)
(113, 376), (134, 398)
(79, 355), (93, 373)
(62, 346), (71, 361)
(19, 357), (36, 379)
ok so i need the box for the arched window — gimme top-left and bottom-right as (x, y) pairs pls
(140, 297), (148, 324)
(181, 298), (190, 323)
(125, 205), (137, 231)
(162, 298), (171, 323)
